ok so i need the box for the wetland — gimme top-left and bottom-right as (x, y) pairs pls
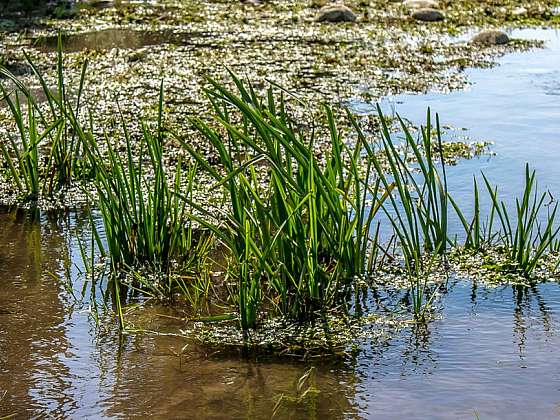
(2, 0), (560, 418)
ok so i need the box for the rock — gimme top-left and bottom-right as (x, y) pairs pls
(403, 0), (440, 10)
(316, 4), (357, 23)
(471, 30), (510, 45)
(412, 8), (444, 21)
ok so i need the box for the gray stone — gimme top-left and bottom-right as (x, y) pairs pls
(316, 4), (357, 23)
(412, 8), (444, 22)
(471, 30), (510, 45)
(403, 0), (440, 10)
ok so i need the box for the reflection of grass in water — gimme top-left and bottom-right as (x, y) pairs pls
(0, 389), (17, 419)
(273, 367), (319, 419)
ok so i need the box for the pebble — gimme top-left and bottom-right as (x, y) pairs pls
(412, 8), (444, 22)
(316, 4), (357, 23)
(403, 0), (440, 10)
(471, 30), (510, 45)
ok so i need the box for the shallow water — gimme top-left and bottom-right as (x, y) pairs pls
(368, 28), (560, 208)
(34, 29), (211, 53)
(2, 210), (560, 419)
(2, 28), (560, 419)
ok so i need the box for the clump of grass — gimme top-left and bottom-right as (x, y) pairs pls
(0, 93), (59, 201)
(80, 85), (212, 307)
(0, 35), (90, 202)
(5, 39), (559, 334)
(364, 106), (450, 317)
(482, 164), (559, 276)
(179, 72), (389, 329)
(368, 106), (449, 274)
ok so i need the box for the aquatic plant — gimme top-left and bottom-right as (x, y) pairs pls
(179, 72), (388, 329)
(0, 93), (50, 201)
(68, 85), (214, 318)
(482, 164), (559, 276)
(0, 35), (90, 201)
(409, 255), (441, 320)
(87, 88), (201, 270)
(4, 40), (557, 332)
(368, 106), (449, 274)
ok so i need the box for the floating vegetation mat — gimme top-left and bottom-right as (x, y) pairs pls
(1, 0), (556, 134)
(449, 247), (560, 286)
(0, 0), (551, 210)
(184, 312), (413, 359)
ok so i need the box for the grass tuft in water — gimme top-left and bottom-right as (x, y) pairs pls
(178, 72), (389, 329)
(0, 35), (90, 202)
(481, 164), (559, 276)
(80, 84), (212, 308)
(368, 106), (449, 274)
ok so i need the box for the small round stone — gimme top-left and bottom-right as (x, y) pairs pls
(316, 4), (357, 23)
(403, 0), (440, 10)
(412, 8), (444, 22)
(471, 30), (510, 45)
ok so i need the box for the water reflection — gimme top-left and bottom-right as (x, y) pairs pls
(352, 281), (560, 419)
(33, 29), (211, 53)
(1, 209), (560, 418)
(0, 208), (359, 418)
(0, 207), (73, 417)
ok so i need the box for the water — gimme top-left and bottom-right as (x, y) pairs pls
(0, 208), (359, 418)
(3, 208), (560, 418)
(354, 282), (560, 419)
(358, 28), (560, 207)
(3, 28), (560, 419)
(33, 29), (211, 53)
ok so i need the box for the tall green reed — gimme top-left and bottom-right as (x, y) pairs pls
(482, 164), (559, 276)
(179, 72), (388, 328)
(63, 85), (214, 328)
(368, 106), (449, 274)
(0, 35), (89, 201)
(85, 86), (204, 274)
(450, 176), (501, 250)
